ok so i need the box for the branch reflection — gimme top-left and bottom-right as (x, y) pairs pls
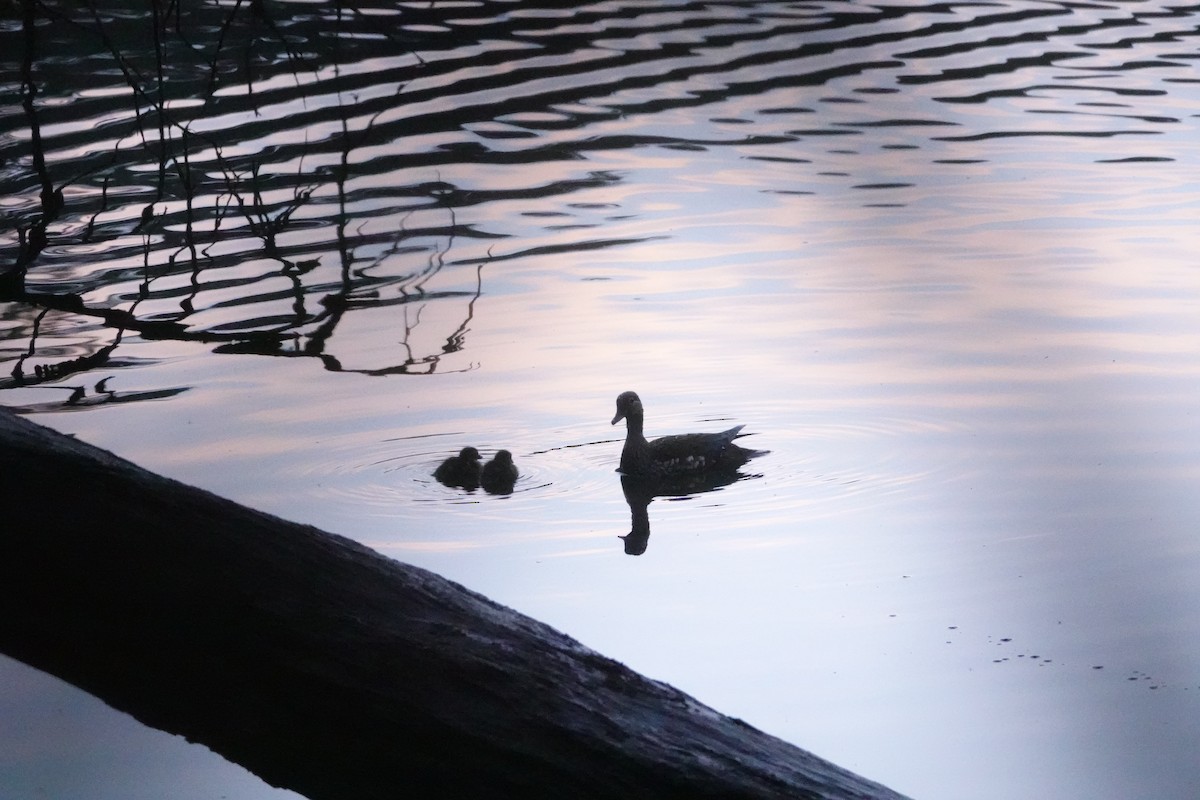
(0, 0), (646, 406)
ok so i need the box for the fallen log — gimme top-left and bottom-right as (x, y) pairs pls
(0, 408), (911, 800)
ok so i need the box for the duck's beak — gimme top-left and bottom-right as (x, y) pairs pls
(611, 410), (624, 425)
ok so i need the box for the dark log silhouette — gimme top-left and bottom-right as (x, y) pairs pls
(0, 408), (910, 800)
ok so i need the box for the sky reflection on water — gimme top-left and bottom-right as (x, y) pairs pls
(4, 2), (1200, 799)
(7, 147), (1200, 796)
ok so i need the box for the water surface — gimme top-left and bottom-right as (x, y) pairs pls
(3, 2), (1200, 798)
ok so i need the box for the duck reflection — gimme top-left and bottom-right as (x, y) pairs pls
(618, 470), (755, 556)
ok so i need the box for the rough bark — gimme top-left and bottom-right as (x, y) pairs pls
(0, 408), (910, 800)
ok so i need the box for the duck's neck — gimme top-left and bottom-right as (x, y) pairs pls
(619, 411), (649, 474)
(623, 410), (647, 444)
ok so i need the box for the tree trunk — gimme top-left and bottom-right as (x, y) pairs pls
(0, 408), (910, 800)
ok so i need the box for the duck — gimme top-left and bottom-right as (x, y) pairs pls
(481, 449), (519, 494)
(433, 446), (482, 489)
(610, 390), (758, 478)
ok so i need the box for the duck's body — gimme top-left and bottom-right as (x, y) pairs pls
(433, 447), (482, 489)
(611, 391), (757, 478)
(481, 449), (518, 494)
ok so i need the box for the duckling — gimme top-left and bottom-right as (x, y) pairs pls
(481, 449), (518, 494)
(433, 447), (482, 489)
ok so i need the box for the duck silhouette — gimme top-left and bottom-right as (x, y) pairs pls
(481, 449), (518, 494)
(433, 447), (482, 489)
(617, 470), (754, 556)
(611, 390), (761, 478)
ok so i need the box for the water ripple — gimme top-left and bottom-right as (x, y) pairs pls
(289, 423), (624, 514)
(3, 1), (1198, 378)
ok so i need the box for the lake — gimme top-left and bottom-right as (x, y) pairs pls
(3, 1), (1200, 798)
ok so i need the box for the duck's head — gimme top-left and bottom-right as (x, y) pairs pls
(611, 391), (643, 425)
(492, 449), (513, 464)
(459, 447), (482, 461)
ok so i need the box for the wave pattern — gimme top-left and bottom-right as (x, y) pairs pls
(1, 0), (1196, 386)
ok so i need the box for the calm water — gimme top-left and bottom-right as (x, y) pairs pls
(3, 2), (1200, 798)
